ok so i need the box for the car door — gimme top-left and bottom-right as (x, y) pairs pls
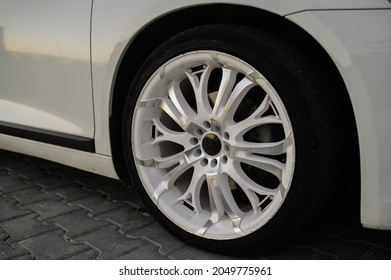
(0, 0), (95, 151)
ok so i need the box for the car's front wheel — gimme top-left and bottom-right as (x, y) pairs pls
(123, 25), (336, 253)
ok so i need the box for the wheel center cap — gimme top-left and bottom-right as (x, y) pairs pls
(202, 133), (222, 156)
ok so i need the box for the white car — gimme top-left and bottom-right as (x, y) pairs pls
(0, 0), (390, 253)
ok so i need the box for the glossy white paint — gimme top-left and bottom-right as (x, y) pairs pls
(0, 0), (390, 230)
(91, 0), (391, 155)
(288, 10), (391, 229)
(0, 0), (94, 137)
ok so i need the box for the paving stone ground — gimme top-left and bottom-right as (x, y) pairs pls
(1, 149), (390, 260)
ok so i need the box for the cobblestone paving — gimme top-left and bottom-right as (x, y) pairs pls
(1, 150), (390, 260)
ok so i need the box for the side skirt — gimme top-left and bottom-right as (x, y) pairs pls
(0, 121), (95, 152)
(0, 133), (119, 179)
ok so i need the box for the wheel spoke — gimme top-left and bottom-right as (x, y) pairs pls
(137, 97), (191, 131)
(185, 64), (213, 116)
(225, 161), (277, 197)
(227, 115), (283, 140)
(207, 177), (226, 223)
(232, 151), (285, 179)
(193, 174), (246, 236)
(248, 94), (272, 120)
(177, 165), (205, 214)
(224, 161), (277, 213)
(230, 134), (293, 156)
(211, 67), (238, 119)
(213, 73), (256, 123)
(151, 118), (196, 150)
(168, 80), (198, 124)
(196, 219), (214, 236)
(136, 146), (203, 169)
(218, 175), (245, 218)
(153, 161), (194, 203)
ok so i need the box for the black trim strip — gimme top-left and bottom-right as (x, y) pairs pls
(0, 121), (95, 153)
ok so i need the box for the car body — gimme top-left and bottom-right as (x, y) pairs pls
(0, 0), (390, 252)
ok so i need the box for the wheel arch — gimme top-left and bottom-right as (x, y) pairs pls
(109, 4), (360, 190)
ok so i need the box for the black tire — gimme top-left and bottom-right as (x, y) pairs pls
(122, 24), (337, 254)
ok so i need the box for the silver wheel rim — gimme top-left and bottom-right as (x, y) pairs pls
(132, 51), (295, 240)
